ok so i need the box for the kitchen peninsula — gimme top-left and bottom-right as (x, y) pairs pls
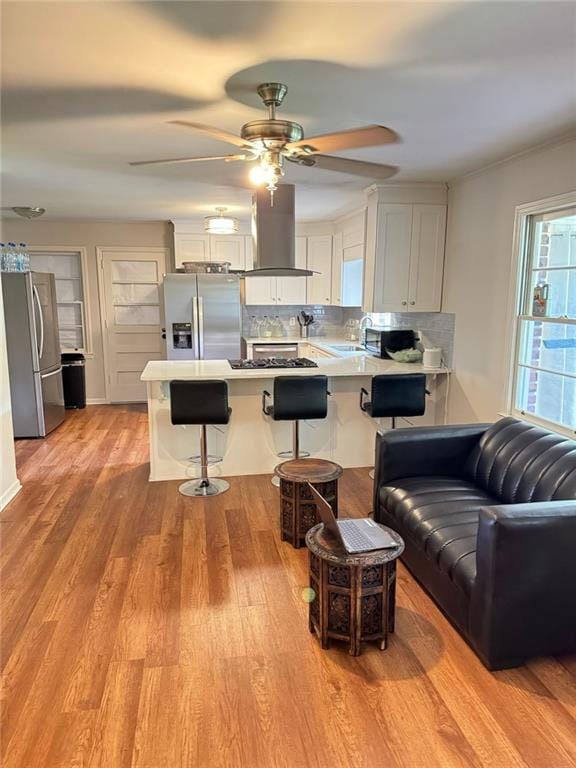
(141, 342), (450, 481)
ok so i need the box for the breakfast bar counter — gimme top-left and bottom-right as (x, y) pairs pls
(141, 350), (451, 481)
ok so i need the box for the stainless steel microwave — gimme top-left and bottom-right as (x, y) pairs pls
(363, 328), (416, 358)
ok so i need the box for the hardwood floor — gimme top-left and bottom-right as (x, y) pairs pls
(1, 405), (575, 768)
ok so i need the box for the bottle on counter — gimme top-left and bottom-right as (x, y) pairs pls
(249, 315), (261, 338)
(3, 243), (19, 272)
(18, 243), (30, 272)
(261, 315), (272, 337)
(271, 316), (284, 337)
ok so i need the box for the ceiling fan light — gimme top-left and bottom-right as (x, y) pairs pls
(204, 207), (239, 235)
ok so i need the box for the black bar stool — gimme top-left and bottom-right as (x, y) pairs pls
(262, 375), (329, 486)
(170, 379), (231, 497)
(360, 374), (427, 477)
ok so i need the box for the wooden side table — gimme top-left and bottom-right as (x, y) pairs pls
(305, 523), (404, 656)
(275, 458), (343, 548)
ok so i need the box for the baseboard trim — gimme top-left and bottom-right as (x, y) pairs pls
(86, 398), (108, 405)
(0, 479), (22, 511)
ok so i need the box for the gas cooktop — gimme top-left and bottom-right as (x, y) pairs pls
(228, 357), (318, 370)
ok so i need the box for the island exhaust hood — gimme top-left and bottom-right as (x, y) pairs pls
(243, 184), (314, 277)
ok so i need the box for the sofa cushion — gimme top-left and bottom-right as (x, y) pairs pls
(379, 477), (499, 596)
(464, 417), (576, 503)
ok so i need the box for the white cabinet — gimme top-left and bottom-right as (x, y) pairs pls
(299, 342), (337, 359)
(244, 236), (307, 305)
(174, 233), (247, 270)
(407, 205), (446, 310)
(210, 235), (246, 270)
(174, 234), (210, 265)
(364, 193), (446, 313)
(306, 234), (332, 305)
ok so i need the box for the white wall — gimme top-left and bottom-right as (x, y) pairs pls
(443, 137), (576, 423)
(0, 274), (21, 510)
(0, 220), (173, 402)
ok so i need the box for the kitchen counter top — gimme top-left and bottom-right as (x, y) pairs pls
(141, 355), (450, 382)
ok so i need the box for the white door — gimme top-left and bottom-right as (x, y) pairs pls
(277, 236), (307, 305)
(373, 204), (412, 312)
(210, 236), (245, 270)
(306, 235), (332, 305)
(408, 205), (446, 311)
(174, 234), (210, 268)
(98, 248), (167, 403)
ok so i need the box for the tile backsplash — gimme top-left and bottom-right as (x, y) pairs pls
(242, 306), (455, 367)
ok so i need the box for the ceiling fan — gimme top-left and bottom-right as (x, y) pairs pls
(130, 82), (399, 198)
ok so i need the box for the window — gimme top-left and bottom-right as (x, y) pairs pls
(510, 201), (576, 435)
(28, 247), (92, 354)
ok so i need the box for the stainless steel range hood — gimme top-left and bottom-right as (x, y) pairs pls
(243, 184), (313, 277)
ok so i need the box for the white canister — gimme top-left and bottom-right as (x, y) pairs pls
(423, 348), (442, 368)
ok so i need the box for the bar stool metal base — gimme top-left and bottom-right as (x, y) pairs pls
(178, 478), (230, 497)
(272, 420), (305, 487)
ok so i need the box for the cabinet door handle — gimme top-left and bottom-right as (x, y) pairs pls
(401, 300), (407, 306)
(410, 301), (415, 306)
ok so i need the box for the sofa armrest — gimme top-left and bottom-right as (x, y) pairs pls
(373, 423), (490, 511)
(470, 501), (576, 669)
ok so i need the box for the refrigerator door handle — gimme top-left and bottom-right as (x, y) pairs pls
(33, 284), (45, 360)
(197, 296), (205, 359)
(41, 366), (63, 379)
(192, 296), (200, 360)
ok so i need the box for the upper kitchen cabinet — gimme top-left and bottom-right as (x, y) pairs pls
(363, 185), (447, 313)
(210, 235), (246, 270)
(331, 210), (365, 307)
(172, 221), (250, 271)
(306, 234), (333, 305)
(174, 233), (211, 265)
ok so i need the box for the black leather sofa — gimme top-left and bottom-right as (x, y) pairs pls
(373, 417), (576, 670)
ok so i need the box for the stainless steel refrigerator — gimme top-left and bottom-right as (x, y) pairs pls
(163, 273), (241, 360)
(2, 272), (65, 437)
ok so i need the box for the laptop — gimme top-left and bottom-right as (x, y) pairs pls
(308, 484), (400, 554)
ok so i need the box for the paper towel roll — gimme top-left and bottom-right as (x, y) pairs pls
(423, 348), (442, 368)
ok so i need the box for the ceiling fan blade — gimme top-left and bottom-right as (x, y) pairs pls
(305, 155), (398, 179)
(168, 120), (252, 148)
(287, 125), (398, 154)
(129, 154), (248, 167)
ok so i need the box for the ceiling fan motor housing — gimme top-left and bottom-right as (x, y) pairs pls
(241, 119), (304, 148)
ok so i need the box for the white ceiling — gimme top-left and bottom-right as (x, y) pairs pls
(1, 1), (575, 222)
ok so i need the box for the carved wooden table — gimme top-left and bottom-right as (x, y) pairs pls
(305, 523), (404, 656)
(275, 458), (343, 548)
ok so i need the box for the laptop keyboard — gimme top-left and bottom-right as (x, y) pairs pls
(339, 520), (377, 551)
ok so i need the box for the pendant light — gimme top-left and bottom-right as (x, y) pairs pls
(204, 207), (239, 235)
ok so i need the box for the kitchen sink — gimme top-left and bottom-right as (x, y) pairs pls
(328, 344), (365, 352)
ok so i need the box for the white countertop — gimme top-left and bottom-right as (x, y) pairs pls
(141, 339), (450, 382)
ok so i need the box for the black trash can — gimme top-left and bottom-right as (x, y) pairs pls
(61, 353), (86, 409)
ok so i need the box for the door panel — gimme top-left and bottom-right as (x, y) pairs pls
(33, 273), (61, 371)
(306, 235), (332, 305)
(174, 235), (210, 267)
(373, 204), (412, 312)
(99, 248), (167, 403)
(197, 274), (241, 359)
(39, 367), (65, 435)
(210, 236), (245, 269)
(408, 205), (446, 311)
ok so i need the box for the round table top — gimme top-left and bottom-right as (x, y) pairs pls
(305, 522), (404, 566)
(275, 458), (344, 483)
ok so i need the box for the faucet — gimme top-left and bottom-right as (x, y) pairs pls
(359, 314), (373, 345)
